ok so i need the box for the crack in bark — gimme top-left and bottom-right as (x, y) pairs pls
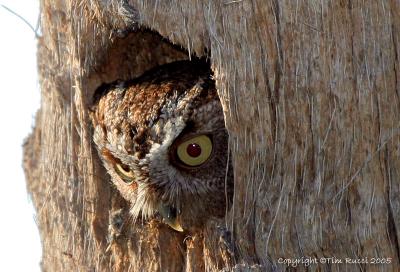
(250, 0), (277, 144)
(384, 145), (400, 262)
(271, 0), (283, 137)
(387, 180), (400, 262)
(389, 0), (400, 117)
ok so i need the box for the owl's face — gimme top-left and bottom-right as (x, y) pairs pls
(92, 61), (233, 232)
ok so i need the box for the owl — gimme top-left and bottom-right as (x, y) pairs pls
(91, 60), (233, 232)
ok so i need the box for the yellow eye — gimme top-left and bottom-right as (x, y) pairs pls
(176, 135), (212, 167)
(115, 163), (135, 184)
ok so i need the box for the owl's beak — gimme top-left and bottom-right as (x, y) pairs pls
(157, 203), (183, 232)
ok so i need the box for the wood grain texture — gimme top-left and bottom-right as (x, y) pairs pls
(24, 0), (400, 271)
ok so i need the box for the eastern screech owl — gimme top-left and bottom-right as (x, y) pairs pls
(91, 60), (233, 232)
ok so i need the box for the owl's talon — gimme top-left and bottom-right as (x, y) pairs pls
(158, 203), (184, 232)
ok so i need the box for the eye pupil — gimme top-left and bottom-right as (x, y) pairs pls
(186, 143), (202, 157)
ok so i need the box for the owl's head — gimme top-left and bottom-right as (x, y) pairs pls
(92, 61), (233, 232)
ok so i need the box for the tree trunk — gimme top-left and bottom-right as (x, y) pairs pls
(24, 0), (400, 271)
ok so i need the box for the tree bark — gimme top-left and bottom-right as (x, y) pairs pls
(24, 0), (400, 271)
